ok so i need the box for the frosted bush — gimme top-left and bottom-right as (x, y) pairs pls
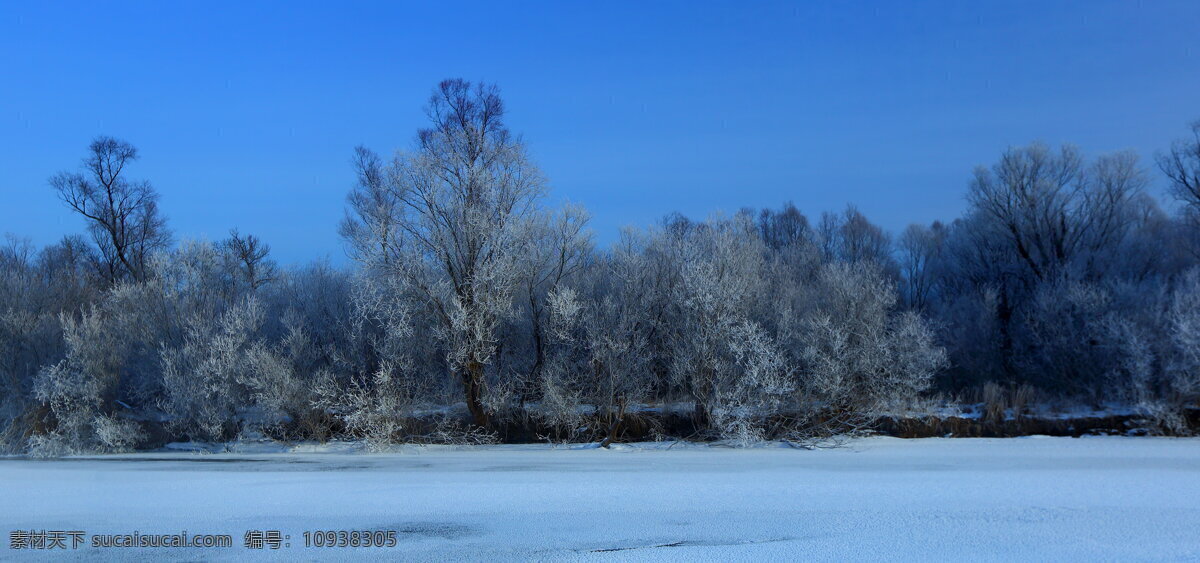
(31, 308), (141, 454)
(796, 262), (946, 417)
(159, 298), (267, 441)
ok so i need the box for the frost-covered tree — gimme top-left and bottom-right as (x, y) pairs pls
(788, 262), (945, 418)
(933, 144), (1165, 394)
(31, 307), (143, 455)
(666, 214), (793, 440)
(311, 272), (423, 444)
(10, 109), (1200, 453)
(343, 79), (565, 428)
(340, 146), (404, 267)
(1156, 270), (1200, 429)
(0, 236), (98, 452)
(159, 298), (268, 442)
(536, 235), (656, 445)
(1097, 269), (1200, 433)
(514, 204), (592, 402)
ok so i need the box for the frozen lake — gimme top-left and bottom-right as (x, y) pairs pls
(3, 437), (1199, 561)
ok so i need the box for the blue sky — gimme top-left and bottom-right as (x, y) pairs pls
(2, 1), (1197, 264)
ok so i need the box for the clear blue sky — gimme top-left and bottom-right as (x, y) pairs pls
(2, 1), (1197, 264)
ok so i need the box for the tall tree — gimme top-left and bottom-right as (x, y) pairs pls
(966, 143), (1148, 285)
(49, 137), (170, 284)
(345, 79), (557, 427)
(897, 222), (947, 310)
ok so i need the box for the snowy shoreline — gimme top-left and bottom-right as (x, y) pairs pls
(4, 436), (1199, 561)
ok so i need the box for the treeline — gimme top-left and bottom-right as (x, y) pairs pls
(2, 80), (1199, 454)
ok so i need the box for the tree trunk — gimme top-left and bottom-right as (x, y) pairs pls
(693, 401), (709, 428)
(599, 401), (627, 448)
(462, 361), (489, 428)
(692, 367), (712, 428)
(997, 284), (1016, 385)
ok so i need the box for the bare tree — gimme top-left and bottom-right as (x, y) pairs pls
(757, 202), (810, 251)
(49, 137), (171, 284)
(941, 144), (1159, 392)
(222, 229), (278, 291)
(839, 206), (892, 265)
(1158, 120), (1200, 212)
(967, 143), (1149, 285)
(897, 222), (947, 310)
(817, 206), (896, 277)
(966, 143), (1085, 284)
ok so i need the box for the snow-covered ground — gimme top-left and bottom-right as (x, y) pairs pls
(3, 437), (1199, 561)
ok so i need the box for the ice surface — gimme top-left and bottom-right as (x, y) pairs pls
(2, 437), (1199, 561)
